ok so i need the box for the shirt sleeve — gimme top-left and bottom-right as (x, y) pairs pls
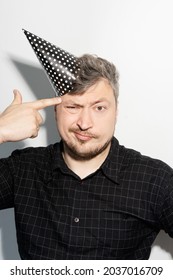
(159, 174), (173, 238)
(0, 156), (14, 210)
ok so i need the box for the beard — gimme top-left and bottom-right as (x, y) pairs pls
(62, 134), (113, 161)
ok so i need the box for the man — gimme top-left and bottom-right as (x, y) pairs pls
(0, 54), (173, 260)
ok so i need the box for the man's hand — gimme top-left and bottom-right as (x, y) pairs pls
(0, 89), (62, 143)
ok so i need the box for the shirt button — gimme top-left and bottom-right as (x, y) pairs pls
(74, 217), (80, 223)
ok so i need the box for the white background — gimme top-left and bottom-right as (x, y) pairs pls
(0, 0), (172, 260)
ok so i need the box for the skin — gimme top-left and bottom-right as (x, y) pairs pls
(0, 80), (117, 179)
(55, 79), (118, 178)
(0, 89), (62, 143)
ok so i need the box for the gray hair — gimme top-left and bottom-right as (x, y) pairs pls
(70, 54), (119, 102)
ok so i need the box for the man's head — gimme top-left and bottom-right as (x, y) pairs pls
(71, 54), (119, 102)
(55, 54), (119, 161)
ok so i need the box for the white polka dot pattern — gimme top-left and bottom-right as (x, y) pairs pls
(23, 29), (80, 96)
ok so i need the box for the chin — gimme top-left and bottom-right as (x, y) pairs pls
(63, 137), (113, 161)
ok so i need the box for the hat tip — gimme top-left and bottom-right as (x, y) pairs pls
(22, 29), (80, 96)
(22, 28), (27, 35)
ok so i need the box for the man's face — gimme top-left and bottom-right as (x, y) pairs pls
(55, 79), (117, 160)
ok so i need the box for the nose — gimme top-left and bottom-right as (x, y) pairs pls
(76, 108), (93, 131)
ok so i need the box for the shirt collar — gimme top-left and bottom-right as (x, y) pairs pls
(100, 137), (121, 184)
(53, 137), (122, 184)
(52, 141), (70, 174)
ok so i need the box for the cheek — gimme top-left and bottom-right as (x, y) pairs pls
(100, 113), (116, 136)
(56, 110), (77, 131)
(98, 111), (116, 127)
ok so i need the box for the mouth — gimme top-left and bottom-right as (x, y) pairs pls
(74, 132), (93, 141)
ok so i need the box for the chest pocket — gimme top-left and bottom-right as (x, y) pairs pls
(98, 210), (149, 249)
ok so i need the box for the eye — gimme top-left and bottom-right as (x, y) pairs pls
(95, 106), (106, 111)
(65, 106), (80, 113)
(67, 106), (76, 109)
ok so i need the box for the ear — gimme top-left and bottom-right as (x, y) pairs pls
(116, 101), (119, 117)
(114, 101), (119, 124)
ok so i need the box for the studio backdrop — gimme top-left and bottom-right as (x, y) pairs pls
(0, 0), (173, 259)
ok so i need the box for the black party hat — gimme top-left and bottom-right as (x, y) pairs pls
(23, 29), (80, 96)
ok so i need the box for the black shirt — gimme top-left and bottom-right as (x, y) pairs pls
(0, 137), (173, 259)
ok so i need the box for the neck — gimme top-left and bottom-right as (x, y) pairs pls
(62, 143), (111, 179)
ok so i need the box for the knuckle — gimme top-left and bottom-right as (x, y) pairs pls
(31, 122), (38, 132)
(27, 107), (36, 115)
(36, 113), (43, 125)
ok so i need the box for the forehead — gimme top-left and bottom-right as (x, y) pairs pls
(62, 79), (114, 103)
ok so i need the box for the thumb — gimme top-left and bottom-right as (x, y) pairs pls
(11, 89), (22, 105)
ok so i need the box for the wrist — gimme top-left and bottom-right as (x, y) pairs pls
(0, 132), (4, 144)
(0, 136), (4, 144)
(0, 124), (6, 144)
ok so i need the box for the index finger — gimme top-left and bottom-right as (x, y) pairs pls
(28, 97), (62, 110)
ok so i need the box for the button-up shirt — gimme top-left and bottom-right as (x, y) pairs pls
(0, 137), (173, 259)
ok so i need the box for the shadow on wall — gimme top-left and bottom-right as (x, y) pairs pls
(150, 231), (173, 259)
(11, 57), (60, 145)
(0, 59), (172, 259)
(0, 58), (60, 259)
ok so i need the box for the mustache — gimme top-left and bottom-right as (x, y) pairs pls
(69, 128), (97, 138)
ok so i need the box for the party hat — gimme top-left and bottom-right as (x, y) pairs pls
(23, 29), (80, 96)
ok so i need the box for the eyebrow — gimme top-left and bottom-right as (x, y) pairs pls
(91, 99), (110, 105)
(63, 98), (110, 107)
